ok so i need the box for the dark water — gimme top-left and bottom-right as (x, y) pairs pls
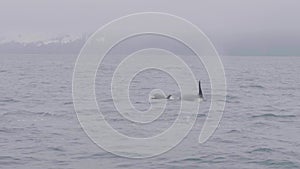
(0, 54), (299, 169)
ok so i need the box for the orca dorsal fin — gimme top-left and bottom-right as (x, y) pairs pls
(198, 80), (203, 98)
(166, 95), (172, 99)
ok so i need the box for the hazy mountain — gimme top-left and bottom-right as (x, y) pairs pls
(0, 32), (299, 56)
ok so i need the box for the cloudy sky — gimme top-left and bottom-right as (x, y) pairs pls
(0, 0), (299, 55)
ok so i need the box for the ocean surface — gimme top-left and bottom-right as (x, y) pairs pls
(0, 54), (299, 169)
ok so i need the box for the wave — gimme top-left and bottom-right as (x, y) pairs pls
(247, 147), (274, 153)
(63, 101), (73, 105)
(0, 98), (20, 103)
(0, 70), (8, 73)
(226, 95), (240, 103)
(35, 111), (57, 117)
(1, 111), (69, 119)
(0, 156), (23, 165)
(227, 129), (241, 134)
(181, 157), (203, 162)
(240, 84), (265, 89)
(251, 113), (296, 118)
(47, 146), (65, 152)
(0, 127), (25, 134)
(174, 156), (226, 164)
(248, 159), (299, 168)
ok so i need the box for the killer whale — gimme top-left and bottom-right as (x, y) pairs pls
(198, 80), (204, 99)
(180, 80), (204, 101)
(150, 80), (203, 101)
(151, 93), (174, 100)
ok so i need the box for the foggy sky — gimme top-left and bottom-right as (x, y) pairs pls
(1, 0), (300, 55)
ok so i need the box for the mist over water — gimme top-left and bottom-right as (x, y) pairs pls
(0, 54), (299, 168)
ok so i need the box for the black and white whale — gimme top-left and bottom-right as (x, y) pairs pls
(151, 93), (174, 100)
(150, 80), (204, 101)
(180, 80), (204, 101)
